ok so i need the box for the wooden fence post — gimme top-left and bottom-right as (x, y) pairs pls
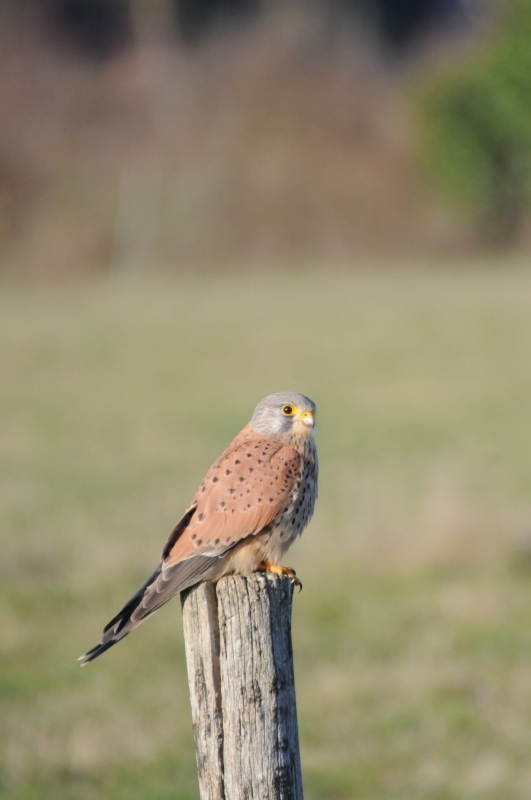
(181, 573), (304, 800)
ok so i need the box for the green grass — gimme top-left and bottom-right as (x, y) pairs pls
(2, 265), (531, 798)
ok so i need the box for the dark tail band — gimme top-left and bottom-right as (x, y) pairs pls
(78, 564), (162, 665)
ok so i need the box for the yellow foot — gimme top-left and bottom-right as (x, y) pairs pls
(257, 560), (302, 590)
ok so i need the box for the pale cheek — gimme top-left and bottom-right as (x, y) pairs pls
(270, 414), (288, 435)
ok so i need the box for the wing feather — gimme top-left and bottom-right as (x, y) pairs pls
(163, 430), (301, 568)
(130, 555), (220, 623)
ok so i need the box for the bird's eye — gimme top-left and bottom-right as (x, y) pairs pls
(282, 405), (295, 416)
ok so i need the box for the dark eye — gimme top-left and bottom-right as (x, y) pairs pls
(282, 405), (295, 416)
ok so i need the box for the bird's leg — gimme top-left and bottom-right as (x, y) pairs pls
(256, 559), (302, 590)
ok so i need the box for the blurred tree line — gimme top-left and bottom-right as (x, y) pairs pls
(4, 0), (528, 278)
(43, 0), (455, 55)
(418, 0), (531, 247)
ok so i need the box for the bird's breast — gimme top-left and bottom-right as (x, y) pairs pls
(267, 456), (317, 553)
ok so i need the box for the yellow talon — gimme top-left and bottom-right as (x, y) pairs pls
(257, 559), (302, 590)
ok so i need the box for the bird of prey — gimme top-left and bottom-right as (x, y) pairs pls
(79, 392), (318, 664)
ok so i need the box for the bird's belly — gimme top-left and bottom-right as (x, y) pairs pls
(214, 522), (294, 577)
(217, 533), (267, 576)
(260, 524), (294, 564)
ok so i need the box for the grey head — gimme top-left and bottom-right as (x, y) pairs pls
(249, 392), (316, 440)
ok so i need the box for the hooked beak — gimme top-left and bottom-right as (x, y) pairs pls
(299, 410), (315, 428)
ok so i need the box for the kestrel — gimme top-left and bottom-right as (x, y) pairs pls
(79, 392), (318, 664)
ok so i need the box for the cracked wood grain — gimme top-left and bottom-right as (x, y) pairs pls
(181, 573), (303, 800)
(181, 581), (225, 800)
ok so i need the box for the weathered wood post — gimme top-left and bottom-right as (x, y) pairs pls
(181, 573), (304, 800)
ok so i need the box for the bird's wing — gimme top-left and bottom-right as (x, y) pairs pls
(164, 429), (301, 566)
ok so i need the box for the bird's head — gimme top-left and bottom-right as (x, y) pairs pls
(249, 392), (316, 446)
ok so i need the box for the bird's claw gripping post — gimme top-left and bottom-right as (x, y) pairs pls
(257, 560), (303, 591)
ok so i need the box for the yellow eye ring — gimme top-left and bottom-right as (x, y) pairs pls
(282, 404), (296, 416)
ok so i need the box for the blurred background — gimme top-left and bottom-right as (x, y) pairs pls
(3, 1), (531, 798)
(4, 0), (531, 276)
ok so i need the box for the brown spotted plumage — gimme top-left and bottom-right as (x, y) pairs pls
(79, 392), (318, 664)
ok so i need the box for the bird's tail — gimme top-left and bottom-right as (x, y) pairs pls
(78, 564), (162, 665)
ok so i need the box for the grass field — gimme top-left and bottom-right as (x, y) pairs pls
(2, 265), (531, 799)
